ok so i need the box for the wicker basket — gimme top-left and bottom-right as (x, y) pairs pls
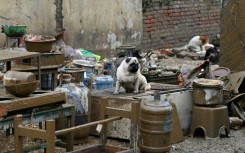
(25, 36), (56, 52)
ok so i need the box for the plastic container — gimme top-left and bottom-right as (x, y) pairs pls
(83, 72), (92, 86)
(93, 75), (114, 91)
(2, 25), (27, 37)
(213, 67), (230, 78)
(41, 73), (52, 90)
(139, 92), (172, 153)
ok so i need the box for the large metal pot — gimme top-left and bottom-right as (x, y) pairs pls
(192, 79), (224, 106)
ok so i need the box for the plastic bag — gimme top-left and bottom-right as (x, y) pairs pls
(77, 48), (101, 62)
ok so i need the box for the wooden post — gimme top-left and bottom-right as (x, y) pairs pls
(66, 104), (75, 151)
(99, 98), (108, 144)
(37, 55), (41, 89)
(130, 101), (140, 153)
(45, 120), (56, 153)
(14, 115), (24, 153)
(14, 115), (56, 153)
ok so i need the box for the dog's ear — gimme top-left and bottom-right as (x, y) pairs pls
(199, 36), (208, 44)
(125, 57), (131, 63)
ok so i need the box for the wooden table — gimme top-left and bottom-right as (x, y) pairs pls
(0, 49), (41, 84)
(12, 64), (62, 90)
(0, 91), (75, 151)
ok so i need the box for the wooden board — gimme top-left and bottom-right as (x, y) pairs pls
(0, 91), (66, 117)
(91, 92), (140, 140)
(29, 53), (64, 67)
(220, 0), (245, 71)
(67, 144), (133, 153)
(0, 49), (40, 62)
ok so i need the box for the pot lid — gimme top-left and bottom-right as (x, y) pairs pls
(73, 59), (95, 68)
(144, 100), (171, 107)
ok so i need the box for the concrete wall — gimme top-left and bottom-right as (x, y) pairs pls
(0, 0), (56, 46)
(62, 0), (143, 57)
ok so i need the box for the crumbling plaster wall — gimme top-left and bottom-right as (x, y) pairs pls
(0, 0), (142, 57)
(62, 0), (142, 57)
(0, 0), (56, 47)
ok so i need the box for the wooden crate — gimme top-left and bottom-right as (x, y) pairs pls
(29, 52), (64, 66)
(90, 89), (154, 140)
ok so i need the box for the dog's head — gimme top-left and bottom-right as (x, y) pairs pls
(124, 57), (139, 73)
(199, 36), (208, 45)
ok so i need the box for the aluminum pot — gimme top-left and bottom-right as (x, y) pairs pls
(192, 79), (224, 106)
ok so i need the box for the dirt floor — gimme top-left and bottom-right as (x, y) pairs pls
(1, 127), (245, 153)
(170, 127), (245, 153)
(1, 56), (245, 152)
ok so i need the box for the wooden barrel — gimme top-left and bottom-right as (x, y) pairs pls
(139, 93), (172, 153)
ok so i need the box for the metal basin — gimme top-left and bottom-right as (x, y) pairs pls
(192, 79), (224, 106)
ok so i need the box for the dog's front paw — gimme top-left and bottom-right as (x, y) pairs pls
(134, 90), (139, 94)
(113, 91), (119, 95)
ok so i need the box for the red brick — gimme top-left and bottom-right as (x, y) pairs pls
(151, 19), (158, 23)
(146, 15), (154, 20)
(144, 19), (151, 24)
(145, 27), (151, 32)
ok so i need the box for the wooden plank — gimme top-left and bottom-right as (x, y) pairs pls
(0, 49), (40, 62)
(55, 116), (121, 136)
(0, 104), (74, 130)
(105, 107), (131, 118)
(15, 126), (48, 139)
(0, 91), (66, 113)
(12, 64), (62, 71)
(67, 144), (104, 153)
(14, 115), (56, 153)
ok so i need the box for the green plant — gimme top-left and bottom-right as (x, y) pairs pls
(142, 0), (153, 12)
(143, 0), (171, 12)
(159, 0), (171, 7)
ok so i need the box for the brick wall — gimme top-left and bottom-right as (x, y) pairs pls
(142, 0), (221, 50)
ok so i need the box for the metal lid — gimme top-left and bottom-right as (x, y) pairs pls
(60, 67), (85, 73)
(144, 101), (171, 107)
(73, 59), (95, 68)
(144, 91), (170, 107)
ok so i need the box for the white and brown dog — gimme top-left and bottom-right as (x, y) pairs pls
(113, 57), (151, 94)
(186, 36), (209, 52)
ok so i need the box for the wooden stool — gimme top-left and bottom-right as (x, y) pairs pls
(190, 105), (230, 138)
